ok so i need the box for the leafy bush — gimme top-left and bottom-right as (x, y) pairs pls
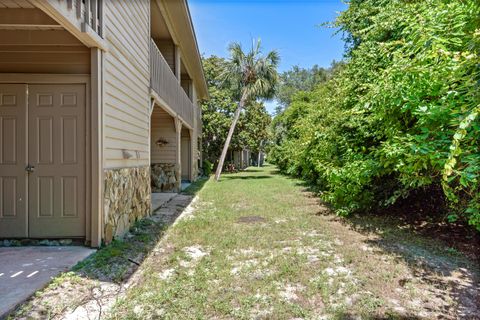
(203, 160), (214, 176)
(270, 0), (480, 230)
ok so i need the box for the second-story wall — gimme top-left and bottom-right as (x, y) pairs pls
(103, 0), (151, 169)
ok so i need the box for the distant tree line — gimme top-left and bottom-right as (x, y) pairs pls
(275, 62), (343, 114)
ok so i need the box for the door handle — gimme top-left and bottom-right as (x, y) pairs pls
(25, 164), (35, 173)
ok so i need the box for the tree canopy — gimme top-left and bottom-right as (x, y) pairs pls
(275, 62), (343, 113)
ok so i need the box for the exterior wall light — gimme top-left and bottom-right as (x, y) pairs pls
(156, 138), (169, 147)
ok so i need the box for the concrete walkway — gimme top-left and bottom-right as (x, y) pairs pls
(0, 246), (95, 318)
(151, 192), (177, 213)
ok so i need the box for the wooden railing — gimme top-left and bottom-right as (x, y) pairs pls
(150, 38), (195, 128)
(67, 0), (104, 37)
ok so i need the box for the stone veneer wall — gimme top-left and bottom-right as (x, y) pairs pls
(104, 166), (151, 243)
(151, 163), (178, 192)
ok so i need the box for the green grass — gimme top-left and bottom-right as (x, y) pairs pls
(72, 218), (167, 282)
(107, 165), (473, 319)
(181, 176), (209, 196)
(10, 166), (476, 319)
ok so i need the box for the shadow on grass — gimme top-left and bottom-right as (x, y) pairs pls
(272, 165), (480, 318)
(221, 175), (272, 180)
(335, 312), (421, 320)
(270, 168), (283, 175)
(242, 167), (265, 173)
(346, 212), (480, 318)
(182, 176), (209, 195)
(9, 175), (210, 319)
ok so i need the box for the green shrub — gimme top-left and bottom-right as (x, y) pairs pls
(271, 0), (480, 230)
(203, 160), (214, 176)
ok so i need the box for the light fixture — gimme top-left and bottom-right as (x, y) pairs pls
(156, 138), (168, 147)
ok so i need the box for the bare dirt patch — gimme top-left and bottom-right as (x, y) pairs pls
(236, 215), (267, 224)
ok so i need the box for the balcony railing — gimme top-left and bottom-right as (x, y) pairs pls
(33, 0), (105, 49)
(68, 0), (104, 37)
(150, 38), (195, 128)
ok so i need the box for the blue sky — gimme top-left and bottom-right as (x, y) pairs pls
(188, 0), (348, 113)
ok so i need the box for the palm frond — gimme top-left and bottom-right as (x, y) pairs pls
(222, 38), (280, 103)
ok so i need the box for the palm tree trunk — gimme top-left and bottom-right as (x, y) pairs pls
(215, 93), (246, 181)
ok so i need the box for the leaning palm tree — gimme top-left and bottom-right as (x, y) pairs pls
(214, 39), (279, 181)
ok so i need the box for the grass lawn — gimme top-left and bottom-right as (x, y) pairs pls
(108, 165), (479, 319)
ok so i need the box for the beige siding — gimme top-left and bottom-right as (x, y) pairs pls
(151, 107), (177, 164)
(0, 30), (90, 74)
(103, 0), (150, 168)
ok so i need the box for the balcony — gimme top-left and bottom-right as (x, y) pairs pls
(35, 0), (105, 49)
(150, 38), (196, 128)
(70, 0), (104, 37)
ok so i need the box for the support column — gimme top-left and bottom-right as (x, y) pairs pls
(90, 47), (104, 248)
(174, 45), (181, 83)
(189, 129), (195, 181)
(191, 85), (198, 180)
(241, 149), (244, 169)
(174, 117), (182, 192)
(188, 80), (193, 99)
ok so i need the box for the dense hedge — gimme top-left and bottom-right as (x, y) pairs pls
(270, 0), (480, 229)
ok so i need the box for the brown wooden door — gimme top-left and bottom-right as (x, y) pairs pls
(28, 84), (86, 238)
(0, 84), (28, 238)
